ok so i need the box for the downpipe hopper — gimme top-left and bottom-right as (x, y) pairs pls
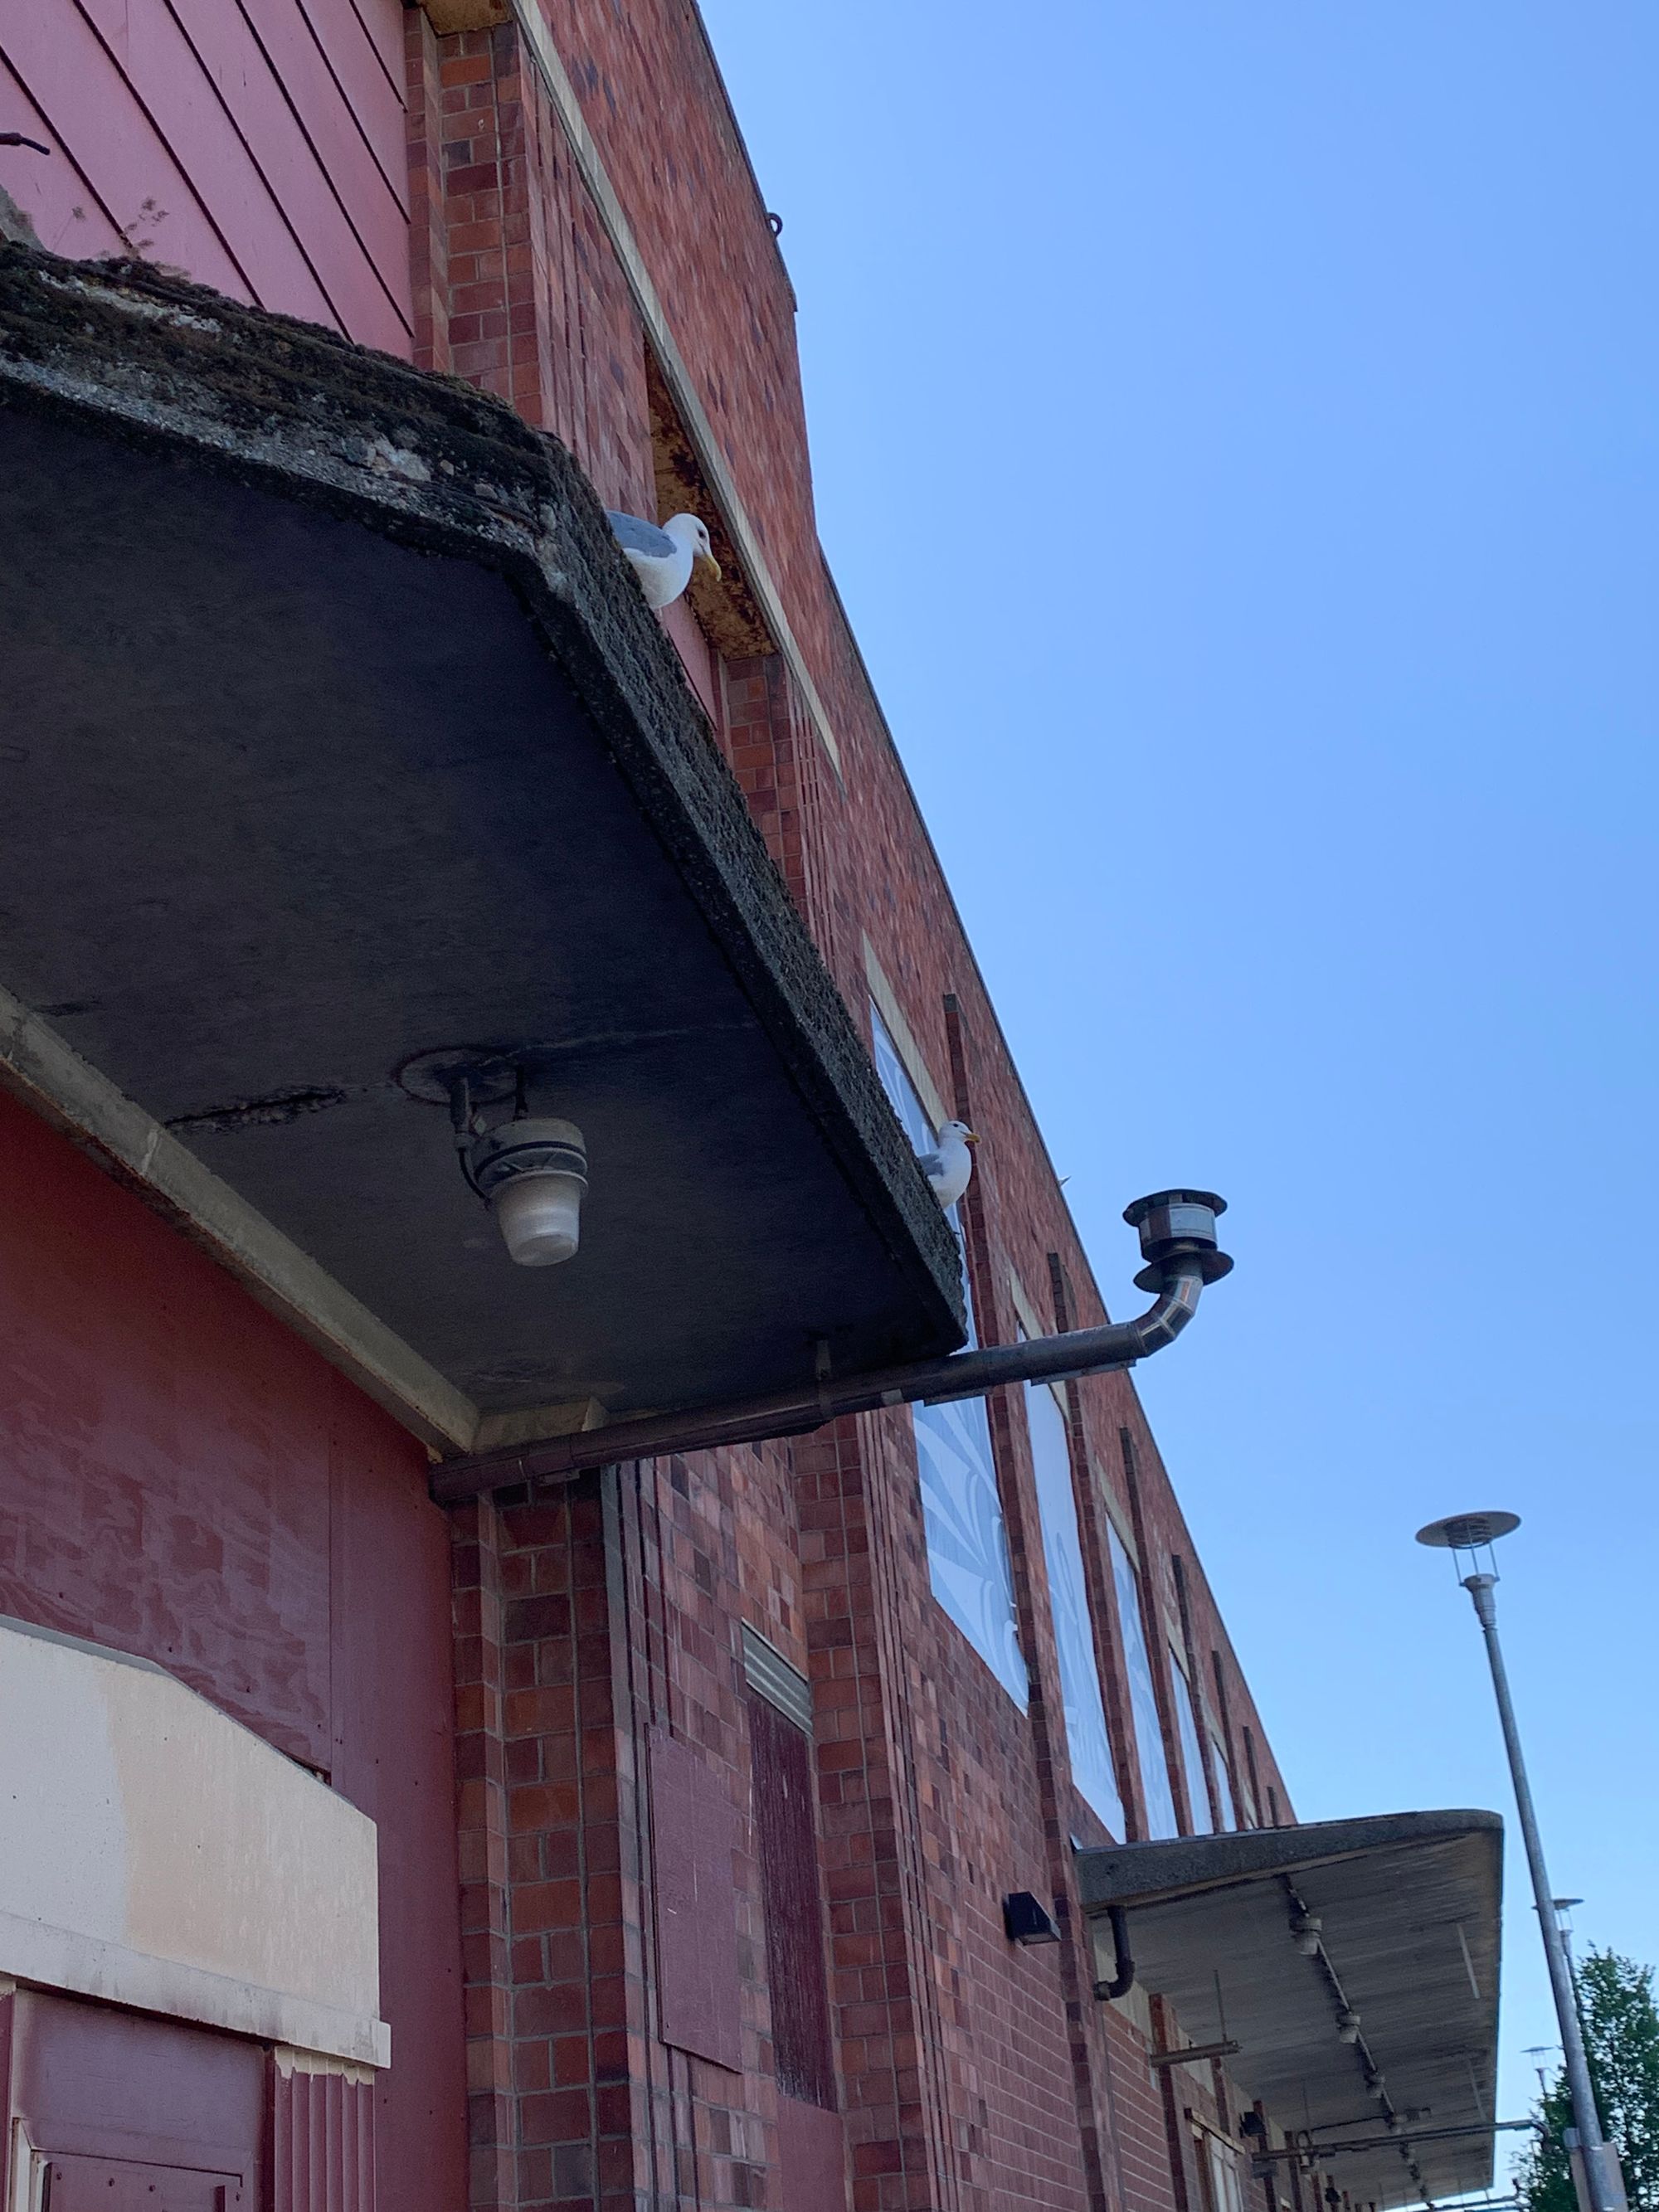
(1125, 1189), (1233, 1296)
(430, 1189), (1232, 1506)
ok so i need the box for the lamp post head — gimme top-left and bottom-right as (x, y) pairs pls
(1416, 1512), (1520, 1613)
(1415, 1511), (1521, 1551)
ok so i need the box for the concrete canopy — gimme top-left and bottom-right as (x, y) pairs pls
(1075, 1811), (1504, 2210)
(0, 246), (966, 1452)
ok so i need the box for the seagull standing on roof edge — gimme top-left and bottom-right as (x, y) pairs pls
(917, 1120), (979, 1209)
(605, 509), (722, 610)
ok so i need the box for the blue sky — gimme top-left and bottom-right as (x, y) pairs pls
(700, 0), (1659, 2164)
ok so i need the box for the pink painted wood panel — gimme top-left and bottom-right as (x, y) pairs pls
(2, 4), (251, 299)
(649, 1728), (743, 2072)
(164, 0), (406, 346)
(0, 1091), (335, 1767)
(270, 2063), (377, 2212)
(0, 1091), (468, 2212)
(219, 0), (410, 262)
(41, 2155), (249, 2209)
(0, 0), (411, 351)
(293, 0), (407, 207)
(0, 55), (126, 260)
(776, 2094), (849, 2212)
(12, 1991), (265, 2196)
(333, 0), (403, 98)
(76, 0), (338, 325)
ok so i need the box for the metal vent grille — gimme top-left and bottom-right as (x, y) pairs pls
(742, 1624), (813, 1734)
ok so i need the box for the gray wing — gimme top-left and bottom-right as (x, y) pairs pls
(606, 509), (676, 558)
(914, 1147), (946, 1182)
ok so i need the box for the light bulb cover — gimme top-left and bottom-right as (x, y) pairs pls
(467, 1117), (587, 1267)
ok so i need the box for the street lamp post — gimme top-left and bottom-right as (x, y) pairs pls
(1416, 1512), (1625, 2212)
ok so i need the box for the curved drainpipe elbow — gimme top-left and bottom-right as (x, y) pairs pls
(1094, 1905), (1136, 2001)
(431, 1189), (1232, 1505)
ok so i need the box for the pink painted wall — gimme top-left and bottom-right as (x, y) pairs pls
(0, 0), (411, 353)
(0, 1090), (465, 2210)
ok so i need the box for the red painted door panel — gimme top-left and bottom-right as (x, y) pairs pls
(42, 2155), (246, 2208)
(11, 1993), (264, 2208)
(776, 2094), (849, 2212)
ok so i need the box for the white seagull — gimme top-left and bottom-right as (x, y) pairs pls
(917, 1120), (980, 1209)
(605, 509), (722, 610)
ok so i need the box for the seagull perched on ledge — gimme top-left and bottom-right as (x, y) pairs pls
(917, 1120), (979, 1209)
(605, 509), (722, 610)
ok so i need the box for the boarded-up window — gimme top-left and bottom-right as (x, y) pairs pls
(649, 1729), (742, 2071)
(748, 1691), (836, 2109)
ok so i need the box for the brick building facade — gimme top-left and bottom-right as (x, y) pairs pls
(0, 7), (1499, 2212)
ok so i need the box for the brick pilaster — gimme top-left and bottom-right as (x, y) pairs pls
(452, 1496), (516, 2209)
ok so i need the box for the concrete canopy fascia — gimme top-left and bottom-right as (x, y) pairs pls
(0, 246), (966, 1441)
(1075, 1811), (1505, 2207)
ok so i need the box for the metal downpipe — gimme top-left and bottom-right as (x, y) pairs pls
(433, 1270), (1209, 1506)
(1093, 1905), (1137, 2002)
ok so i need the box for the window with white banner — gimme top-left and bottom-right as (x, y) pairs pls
(1169, 1646), (1212, 1833)
(1023, 1373), (1124, 1834)
(1107, 1521), (1179, 1839)
(868, 1006), (1026, 1709)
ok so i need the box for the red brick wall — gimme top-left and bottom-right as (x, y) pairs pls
(1, 2), (1292, 2205)
(398, 3), (1296, 2209)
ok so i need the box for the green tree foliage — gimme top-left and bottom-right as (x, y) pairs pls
(1515, 1949), (1659, 2212)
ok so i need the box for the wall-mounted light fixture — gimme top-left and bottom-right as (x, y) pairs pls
(1003, 1891), (1061, 1947)
(1336, 2009), (1362, 2044)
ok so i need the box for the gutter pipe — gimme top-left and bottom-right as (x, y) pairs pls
(1094, 1904), (1137, 2002)
(431, 1189), (1231, 1508)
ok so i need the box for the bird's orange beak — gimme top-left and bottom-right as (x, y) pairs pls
(963, 1130), (980, 1146)
(694, 547), (722, 582)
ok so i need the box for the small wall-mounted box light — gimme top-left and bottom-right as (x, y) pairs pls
(1003, 1891), (1061, 1947)
(1335, 2007), (1362, 2044)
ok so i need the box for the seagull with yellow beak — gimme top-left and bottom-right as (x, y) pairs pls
(605, 509), (722, 610)
(917, 1119), (980, 1209)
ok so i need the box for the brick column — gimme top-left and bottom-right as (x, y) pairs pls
(721, 653), (859, 1007)
(451, 1495), (516, 2209)
(796, 1412), (962, 2212)
(403, 7), (453, 374)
